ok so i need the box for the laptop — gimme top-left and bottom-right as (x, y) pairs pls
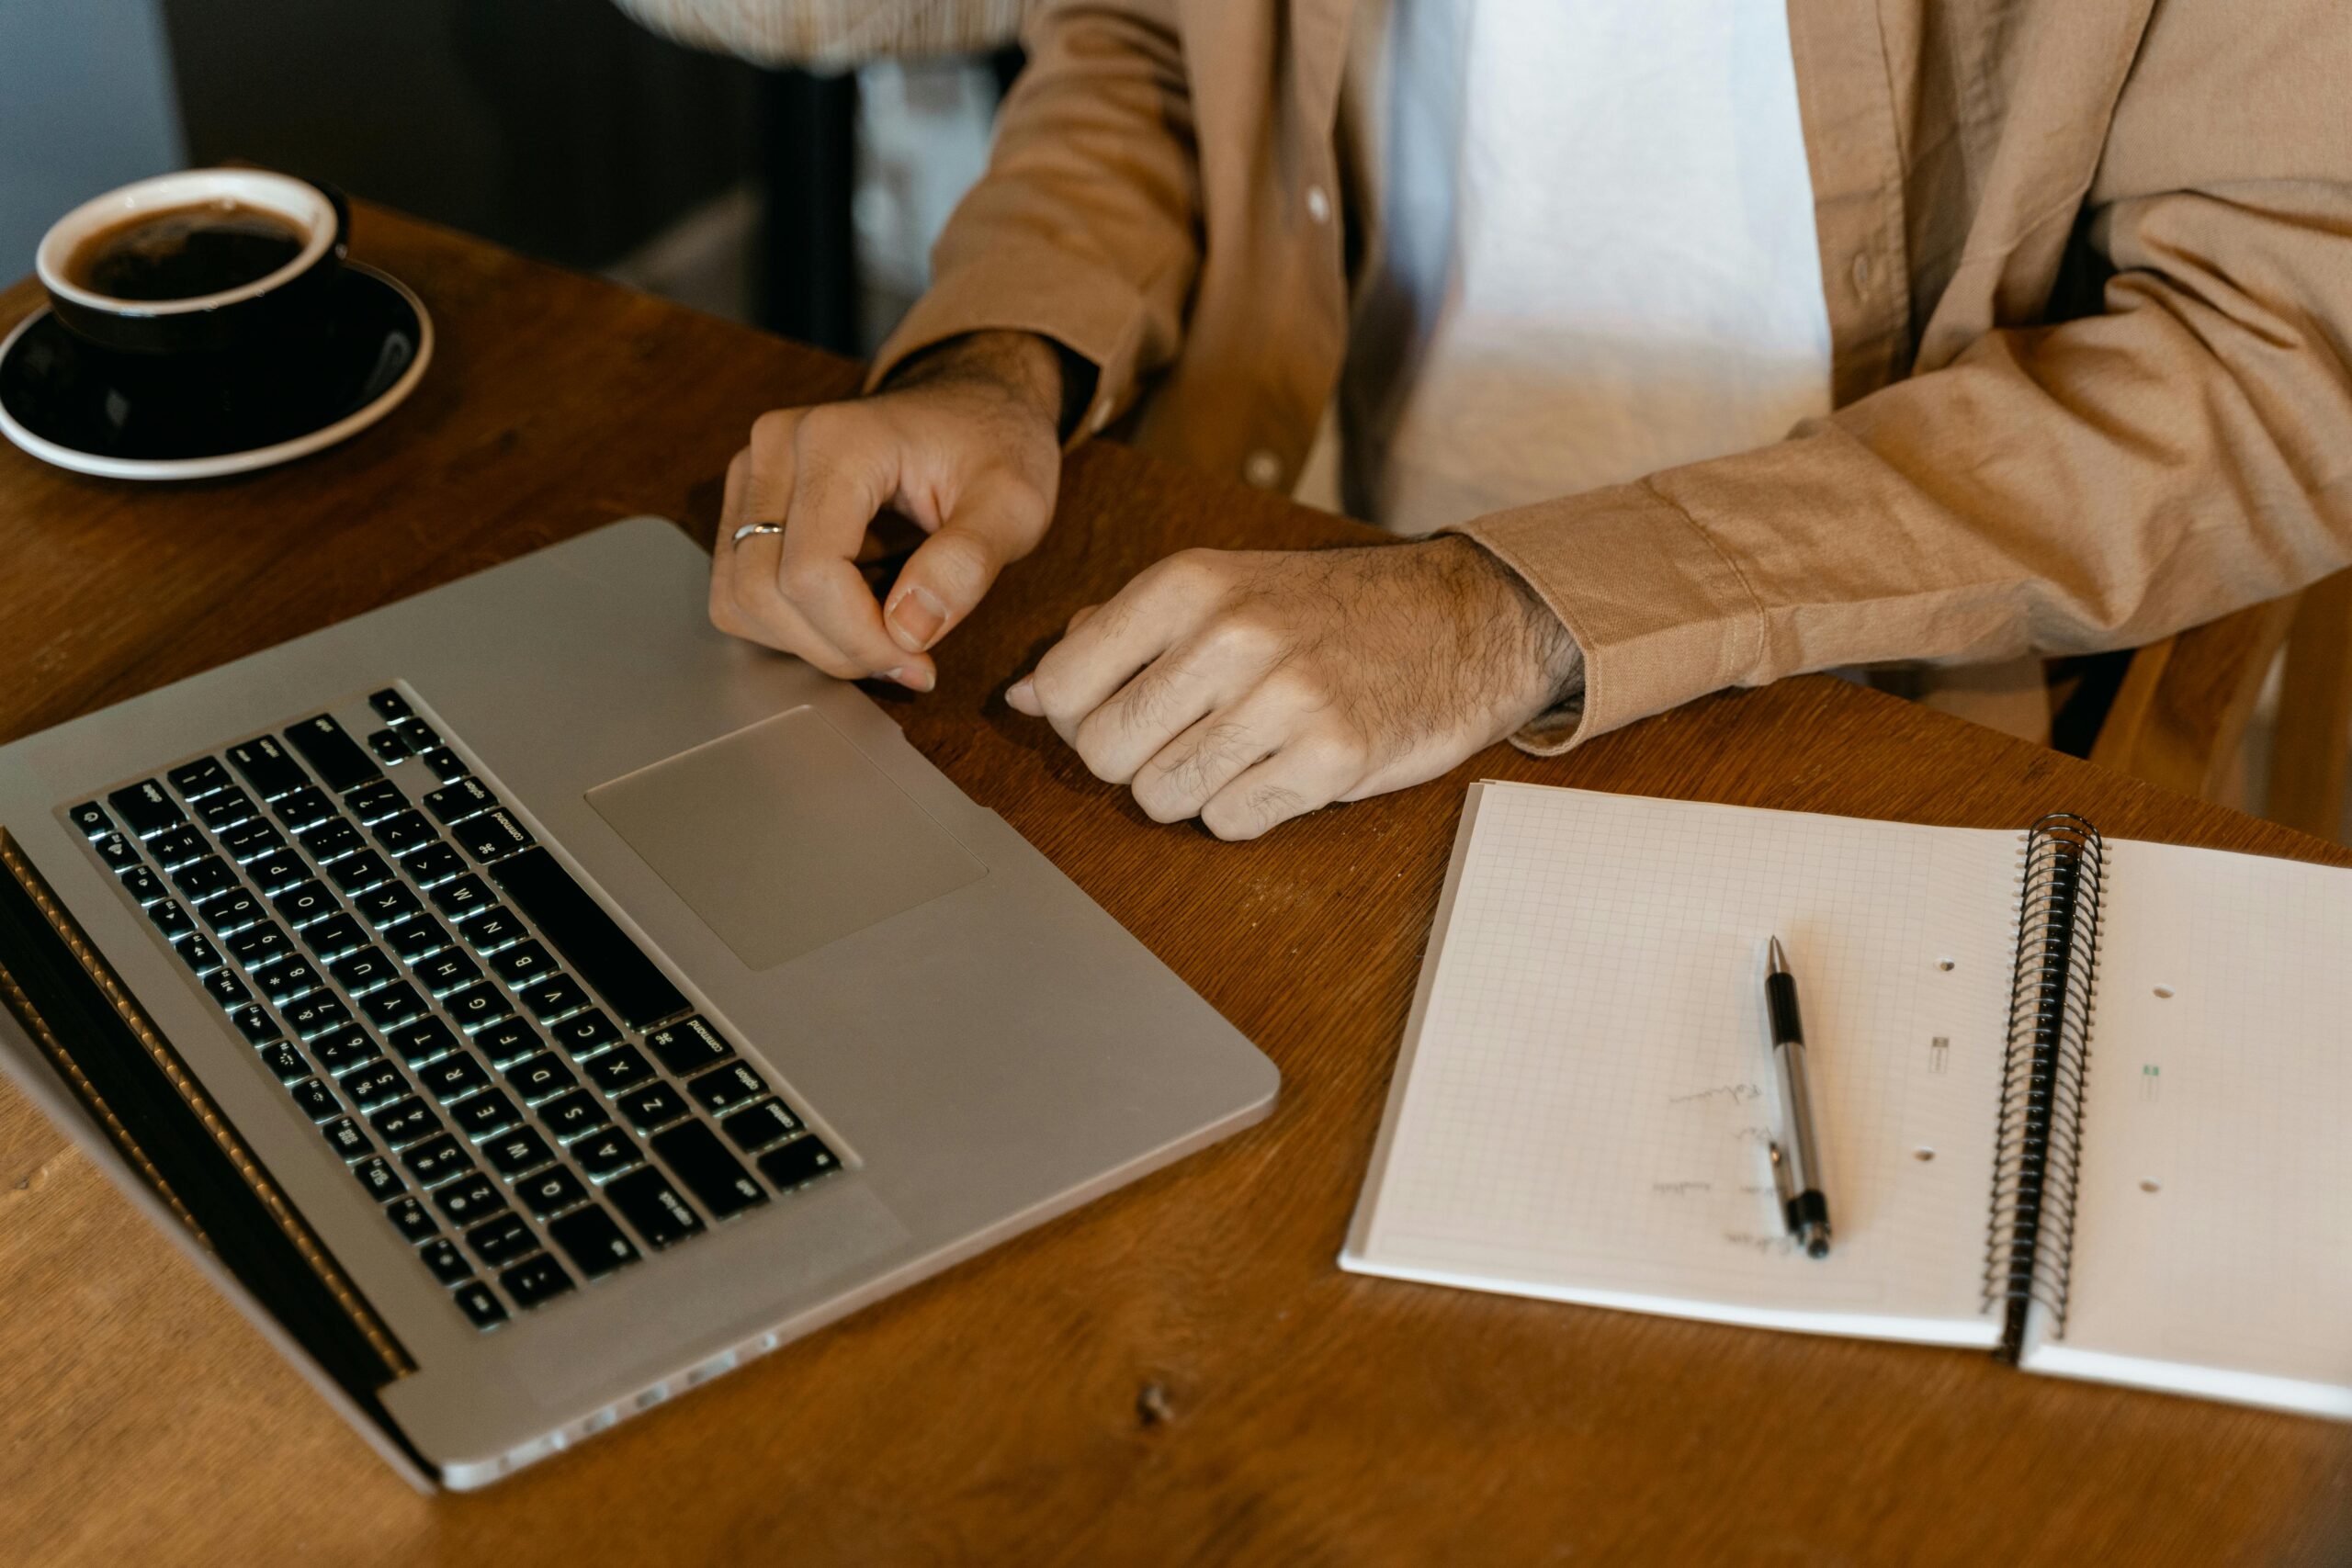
(0, 517), (1278, 1489)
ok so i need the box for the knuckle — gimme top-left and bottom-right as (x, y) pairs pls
(750, 407), (802, 448)
(776, 553), (831, 604)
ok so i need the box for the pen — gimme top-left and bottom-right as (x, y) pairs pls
(1764, 935), (1833, 1258)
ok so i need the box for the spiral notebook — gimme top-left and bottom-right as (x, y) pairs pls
(1341, 783), (2352, 1419)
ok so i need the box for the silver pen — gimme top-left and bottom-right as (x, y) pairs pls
(1764, 935), (1833, 1258)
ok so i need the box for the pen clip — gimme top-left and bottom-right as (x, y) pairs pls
(1768, 1139), (1797, 1225)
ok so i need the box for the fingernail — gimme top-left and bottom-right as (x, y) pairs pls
(1007, 676), (1038, 714)
(885, 664), (934, 694)
(886, 584), (948, 654)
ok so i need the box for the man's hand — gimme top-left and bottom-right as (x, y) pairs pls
(1007, 537), (1584, 839)
(710, 331), (1067, 691)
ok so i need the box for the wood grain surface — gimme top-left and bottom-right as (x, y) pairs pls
(1, 204), (2346, 1567)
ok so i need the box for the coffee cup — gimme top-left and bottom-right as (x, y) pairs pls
(35, 167), (349, 357)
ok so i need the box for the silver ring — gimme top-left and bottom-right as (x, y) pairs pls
(731, 521), (786, 545)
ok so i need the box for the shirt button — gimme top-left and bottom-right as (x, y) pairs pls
(1305, 184), (1332, 225)
(1849, 252), (1873, 293)
(1243, 450), (1284, 489)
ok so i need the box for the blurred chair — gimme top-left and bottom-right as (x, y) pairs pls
(2091, 571), (2352, 840)
(612, 0), (1031, 353)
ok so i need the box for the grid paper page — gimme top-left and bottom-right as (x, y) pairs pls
(2029, 838), (2352, 1415)
(1348, 784), (2018, 1343)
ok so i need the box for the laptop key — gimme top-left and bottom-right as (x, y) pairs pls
(368, 728), (407, 765)
(518, 975), (591, 1023)
(516, 1166), (589, 1219)
(548, 1010), (625, 1068)
(484, 1126), (558, 1179)
(688, 1062), (769, 1118)
(383, 915), (452, 961)
(67, 801), (115, 838)
(202, 968), (253, 1010)
(327, 945), (398, 994)
(92, 831), (141, 871)
(756, 1135), (842, 1191)
(571, 1127), (642, 1180)
(424, 777), (497, 825)
(166, 756), (232, 800)
(107, 780), (186, 838)
(147, 824), (209, 869)
(354, 1156), (405, 1201)
(198, 888), (265, 934)
(420, 1236), (473, 1284)
(256, 1040), (310, 1083)
(244, 850), (311, 896)
(288, 1077), (341, 1122)
(465, 1213), (537, 1268)
(368, 688), (414, 723)
(371, 811), (437, 856)
(345, 777), (408, 822)
(417, 1053), (492, 1102)
(414, 950), (483, 995)
(429, 874), (494, 919)
(651, 1121), (768, 1218)
(505, 1052), (576, 1103)
(453, 1282), (507, 1330)
(492, 848), (689, 1031)
(401, 1134), (473, 1188)
(117, 863), (167, 905)
(230, 1005), (280, 1045)
(432, 1172), (505, 1228)
(147, 897), (194, 938)
(351, 881), (424, 928)
(299, 818), (363, 863)
(582, 1044), (656, 1097)
(452, 809), (535, 863)
(646, 1016), (733, 1077)
(326, 851), (395, 896)
(338, 1062), (409, 1111)
(720, 1099), (803, 1154)
(616, 1082), (690, 1134)
(284, 714), (380, 795)
(171, 855), (237, 901)
(310, 1025), (380, 1073)
(487, 939), (558, 989)
(500, 1254), (575, 1308)
(457, 904), (525, 952)
(392, 716), (442, 752)
(443, 983), (512, 1032)
(537, 1089), (608, 1141)
(547, 1204), (639, 1280)
(300, 911), (368, 959)
(254, 955), (323, 1003)
(270, 785), (334, 830)
(284, 992), (355, 1039)
(321, 1117), (372, 1160)
(216, 818), (286, 862)
(448, 1089), (524, 1140)
(386, 1195), (437, 1242)
(401, 841), (466, 887)
(274, 880), (341, 929)
(197, 787), (259, 830)
(421, 746), (469, 784)
(368, 1096), (441, 1147)
(356, 980), (428, 1031)
(471, 1018), (541, 1066)
(226, 737), (309, 800)
(606, 1167), (704, 1249)
(390, 1017), (460, 1067)
(173, 931), (224, 975)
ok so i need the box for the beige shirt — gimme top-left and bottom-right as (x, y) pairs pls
(872, 0), (2352, 753)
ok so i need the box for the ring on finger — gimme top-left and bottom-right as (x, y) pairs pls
(730, 520), (786, 545)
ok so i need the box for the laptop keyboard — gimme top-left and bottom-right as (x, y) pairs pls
(66, 688), (842, 1331)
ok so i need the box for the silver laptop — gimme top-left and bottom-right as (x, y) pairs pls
(0, 517), (1277, 1488)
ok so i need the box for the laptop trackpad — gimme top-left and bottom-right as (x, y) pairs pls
(585, 707), (985, 970)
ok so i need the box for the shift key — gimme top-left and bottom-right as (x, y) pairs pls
(650, 1121), (767, 1219)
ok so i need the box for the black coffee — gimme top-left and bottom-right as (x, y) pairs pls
(65, 197), (307, 301)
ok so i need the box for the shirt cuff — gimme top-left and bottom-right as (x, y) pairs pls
(865, 239), (1155, 447)
(1449, 481), (1768, 754)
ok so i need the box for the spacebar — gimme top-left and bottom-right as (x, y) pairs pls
(489, 849), (688, 1031)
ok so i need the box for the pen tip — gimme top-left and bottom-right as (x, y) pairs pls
(1768, 935), (1788, 973)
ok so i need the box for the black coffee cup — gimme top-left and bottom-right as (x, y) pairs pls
(35, 168), (349, 357)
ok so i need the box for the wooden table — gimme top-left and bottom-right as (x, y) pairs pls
(2, 205), (2346, 1567)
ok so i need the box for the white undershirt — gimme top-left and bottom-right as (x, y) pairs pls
(1334, 0), (1836, 535)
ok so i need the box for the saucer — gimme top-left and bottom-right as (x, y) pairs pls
(0, 262), (432, 481)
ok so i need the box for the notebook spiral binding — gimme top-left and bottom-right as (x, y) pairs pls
(1984, 812), (2105, 1357)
